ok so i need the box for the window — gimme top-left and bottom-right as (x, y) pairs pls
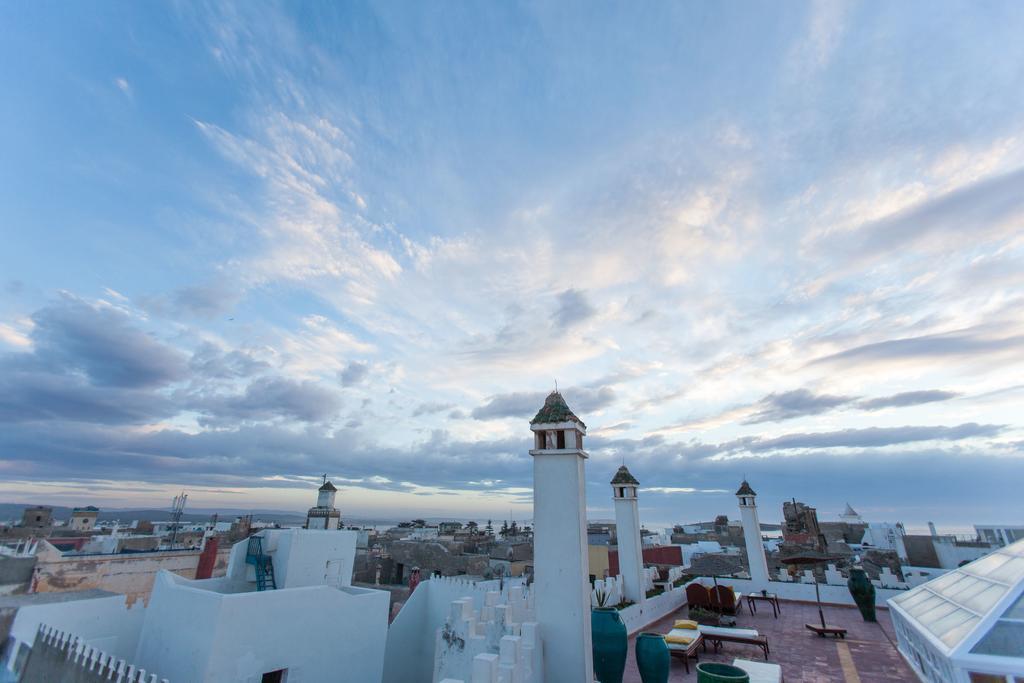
(556, 430), (566, 449)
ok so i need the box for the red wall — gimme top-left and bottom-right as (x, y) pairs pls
(195, 536), (219, 580)
(608, 545), (683, 576)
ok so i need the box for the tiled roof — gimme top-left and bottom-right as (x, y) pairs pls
(610, 465), (640, 486)
(319, 481), (337, 492)
(530, 391), (585, 428)
(736, 480), (756, 496)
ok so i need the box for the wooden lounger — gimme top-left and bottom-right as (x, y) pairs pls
(699, 625), (770, 660)
(805, 624), (847, 638)
(664, 628), (703, 673)
(732, 658), (783, 683)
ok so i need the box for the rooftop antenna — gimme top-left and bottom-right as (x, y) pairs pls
(322, 473), (328, 486)
(554, 379), (558, 392)
(169, 491), (188, 549)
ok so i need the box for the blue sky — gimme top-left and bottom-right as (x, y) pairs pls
(1, 1), (1023, 529)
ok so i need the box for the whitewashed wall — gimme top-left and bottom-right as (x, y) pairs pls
(619, 584), (688, 634)
(136, 571), (389, 682)
(3, 593), (145, 674)
(384, 577), (519, 683)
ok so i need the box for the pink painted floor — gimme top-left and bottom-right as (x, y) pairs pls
(622, 601), (917, 683)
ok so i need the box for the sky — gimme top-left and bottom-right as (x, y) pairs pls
(1, 1), (1023, 530)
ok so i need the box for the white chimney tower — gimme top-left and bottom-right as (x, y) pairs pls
(611, 465), (645, 605)
(737, 480), (770, 590)
(530, 391), (593, 683)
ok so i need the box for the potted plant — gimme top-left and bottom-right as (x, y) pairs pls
(687, 606), (719, 625)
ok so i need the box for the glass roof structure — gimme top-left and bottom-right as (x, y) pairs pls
(890, 538), (1024, 665)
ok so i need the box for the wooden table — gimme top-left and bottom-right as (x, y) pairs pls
(746, 592), (781, 618)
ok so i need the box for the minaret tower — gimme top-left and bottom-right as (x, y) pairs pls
(306, 476), (341, 530)
(529, 391), (593, 683)
(611, 465), (645, 605)
(737, 480), (770, 589)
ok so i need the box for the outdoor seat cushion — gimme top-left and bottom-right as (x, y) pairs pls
(732, 658), (782, 683)
(673, 619), (699, 630)
(665, 629), (700, 651)
(698, 625), (760, 638)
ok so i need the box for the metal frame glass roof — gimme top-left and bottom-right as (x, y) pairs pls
(890, 538), (1024, 667)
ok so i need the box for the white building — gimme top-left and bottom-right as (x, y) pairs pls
(839, 502), (863, 524)
(976, 526), (1024, 548)
(611, 465), (645, 605)
(69, 506), (99, 532)
(12, 528), (390, 683)
(529, 390), (594, 683)
(306, 479), (342, 530)
(737, 480), (770, 590)
(889, 537), (1024, 682)
(862, 522), (908, 560)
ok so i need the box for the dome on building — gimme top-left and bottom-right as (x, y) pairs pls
(736, 480), (756, 496)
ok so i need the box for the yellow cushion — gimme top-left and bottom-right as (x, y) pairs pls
(673, 619), (699, 630)
(665, 634), (694, 645)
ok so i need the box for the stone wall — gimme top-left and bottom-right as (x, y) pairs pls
(390, 540), (490, 578)
(0, 556), (36, 593)
(31, 542), (231, 605)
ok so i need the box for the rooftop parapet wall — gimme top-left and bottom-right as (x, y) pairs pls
(383, 576), (528, 683)
(433, 587), (540, 683)
(137, 569), (389, 682)
(21, 624), (167, 683)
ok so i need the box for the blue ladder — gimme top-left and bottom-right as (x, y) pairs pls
(245, 536), (277, 590)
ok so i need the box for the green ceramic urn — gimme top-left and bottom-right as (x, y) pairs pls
(847, 566), (877, 622)
(592, 607), (627, 683)
(634, 632), (670, 683)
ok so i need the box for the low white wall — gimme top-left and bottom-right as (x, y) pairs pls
(4, 594), (145, 673)
(619, 585), (688, 635)
(690, 577), (906, 607)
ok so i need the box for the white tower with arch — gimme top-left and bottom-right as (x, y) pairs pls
(306, 479), (341, 530)
(529, 391), (593, 683)
(611, 465), (645, 605)
(737, 480), (771, 589)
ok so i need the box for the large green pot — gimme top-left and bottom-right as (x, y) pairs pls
(847, 566), (877, 622)
(696, 662), (750, 683)
(591, 607), (627, 683)
(634, 632), (670, 683)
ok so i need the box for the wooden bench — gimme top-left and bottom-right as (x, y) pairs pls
(699, 625), (770, 660)
(805, 624), (847, 638)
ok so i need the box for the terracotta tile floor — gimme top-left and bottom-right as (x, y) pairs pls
(621, 601), (918, 683)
